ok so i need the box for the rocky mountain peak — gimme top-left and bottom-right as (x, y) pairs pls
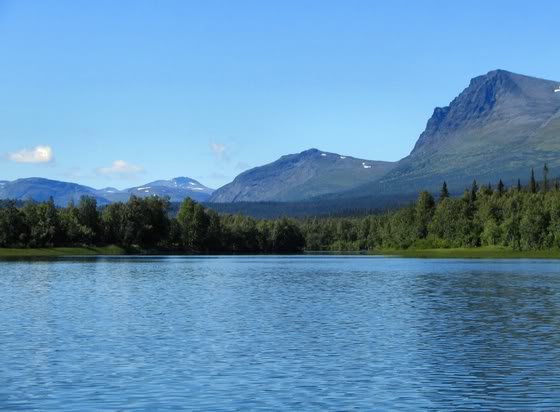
(411, 70), (560, 154)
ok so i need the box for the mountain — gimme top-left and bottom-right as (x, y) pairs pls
(121, 177), (214, 202)
(0, 177), (214, 206)
(209, 149), (396, 202)
(328, 69), (560, 202)
(0, 178), (111, 206)
(210, 69), (560, 215)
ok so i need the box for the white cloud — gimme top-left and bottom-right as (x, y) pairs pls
(9, 145), (54, 164)
(96, 160), (144, 178)
(210, 142), (229, 161)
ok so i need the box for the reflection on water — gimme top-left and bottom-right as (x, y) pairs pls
(0, 257), (559, 410)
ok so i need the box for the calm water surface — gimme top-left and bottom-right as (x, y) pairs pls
(1, 256), (560, 411)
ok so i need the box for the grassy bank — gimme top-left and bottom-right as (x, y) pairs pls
(371, 245), (560, 259)
(0, 245), (127, 257)
(2, 245), (560, 259)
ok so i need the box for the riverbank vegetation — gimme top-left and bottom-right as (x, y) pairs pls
(0, 197), (306, 253)
(0, 246), (126, 257)
(1, 166), (559, 256)
(302, 167), (558, 252)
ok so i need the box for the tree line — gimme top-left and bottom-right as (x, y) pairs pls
(0, 197), (305, 253)
(0, 165), (558, 252)
(302, 166), (560, 251)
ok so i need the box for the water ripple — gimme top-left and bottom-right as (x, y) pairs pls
(0, 257), (559, 410)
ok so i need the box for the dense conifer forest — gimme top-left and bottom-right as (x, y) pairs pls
(302, 169), (560, 251)
(1, 166), (559, 253)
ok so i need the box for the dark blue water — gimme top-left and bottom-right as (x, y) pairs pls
(1, 256), (559, 411)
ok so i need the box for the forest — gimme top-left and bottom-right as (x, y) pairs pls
(0, 196), (305, 253)
(0, 166), (559, 253)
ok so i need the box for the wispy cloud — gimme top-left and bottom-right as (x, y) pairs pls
(210, 142), (229, 161)
(96, 160), (144, 178)
(8, 145), (54, 164)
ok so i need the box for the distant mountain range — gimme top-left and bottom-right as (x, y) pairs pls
(0, 177), (214, 206)
(3, 69), (560, 214)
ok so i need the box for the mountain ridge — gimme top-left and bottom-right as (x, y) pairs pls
(317, 69), (560, 204)
(210, 69), (560, 207)
(411, 69), (560, 155)
(0, 177), (215, 206)
(209, 148), (396, 203)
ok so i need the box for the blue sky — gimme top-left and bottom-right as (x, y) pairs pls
(1, 0), (559, 189)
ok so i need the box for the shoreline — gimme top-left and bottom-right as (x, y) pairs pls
(369, 247), (560, 259)
(1, 245), (560, 259)
(0, 246), (127, 257)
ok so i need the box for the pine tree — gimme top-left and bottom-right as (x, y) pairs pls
(466, 180), (478, 219)
(517, 179), (522, 191)
(416, 191), (436, 239)
(439, 181), (449, 201)
(497, 179), (505, 195)
(470, 180), (478, 204)
(543, 163), (549, 193)
(529, 168), (537, 194)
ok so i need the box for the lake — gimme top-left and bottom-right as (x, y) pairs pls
(1, 256), (559, 410)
